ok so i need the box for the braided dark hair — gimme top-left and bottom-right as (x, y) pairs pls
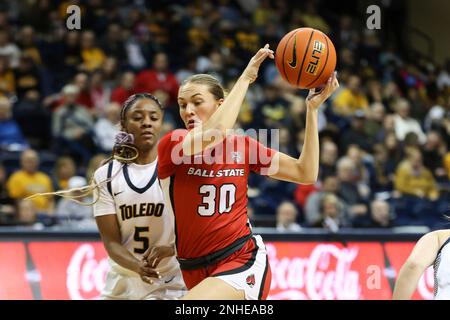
(112, 93), (164, 163)
(120, 93), (164, 127)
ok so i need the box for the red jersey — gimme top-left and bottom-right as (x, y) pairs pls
(158, 129), (275, 259)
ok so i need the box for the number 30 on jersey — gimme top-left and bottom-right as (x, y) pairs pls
(198, 184), (236, 216)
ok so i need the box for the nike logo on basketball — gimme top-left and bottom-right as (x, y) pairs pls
(113, 191), (124, 196)
(164, 276), (175, 284)
(288, 36), (297, 68)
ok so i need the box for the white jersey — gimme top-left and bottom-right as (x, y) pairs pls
(434, 236), (450, 300)
(93, 159), (185, 299)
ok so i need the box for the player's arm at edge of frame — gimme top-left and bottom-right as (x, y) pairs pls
(392, 231), (440, 300)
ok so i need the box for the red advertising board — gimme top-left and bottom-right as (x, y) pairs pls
(0, 240), (434, 300)
(28, 242), (109, 300)
(0, 242), (33, 299)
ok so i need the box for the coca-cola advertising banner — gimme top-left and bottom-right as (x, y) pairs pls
(0, 241), (433, 300)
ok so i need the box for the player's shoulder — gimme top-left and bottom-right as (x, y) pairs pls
(160, 129), (189, 142)
(434, 229), (450, 245)
(93, 159), (118, 181)
(417, 229), (450, 248)
(158, 129), (189, 150)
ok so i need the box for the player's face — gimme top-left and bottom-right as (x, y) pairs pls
(124, 99), (163, 150)
(178, 83), (224, 129)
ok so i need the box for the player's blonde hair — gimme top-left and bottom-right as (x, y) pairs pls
(182, 74), (225, 100)
(26, 93), (164, 206)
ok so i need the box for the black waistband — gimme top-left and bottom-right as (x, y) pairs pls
(177, 233), (253, 270)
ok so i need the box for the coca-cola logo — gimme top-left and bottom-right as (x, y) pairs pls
(267, 244), (361, 300)
(66, 244), (109, 300)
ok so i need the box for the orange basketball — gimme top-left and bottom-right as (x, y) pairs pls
(275, 27), (336, 89)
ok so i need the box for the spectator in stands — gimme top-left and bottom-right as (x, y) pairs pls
(94, 102), (120, 153)
(278, 127), (297, 157)
(403, 131), (421, 156)
(99, 23), (127, 62)
(369, 199), (394, 228)
(90, 69), (110, 115)
(234, 20), (261, 62)
(437, 59), (450, 90)
(353, 198), (394, 228)
(384, 131), (402, 166)
(13, 89), (51, 150)
(110, 71), (136, 106)
(175, 56), (198, 85)
(276, 201), (301, 232)
(319, 140), (338, 179)
(80, 30), (106, 72)
(0, 163), (15, 225)
(393, 98), (426, 144)
(55, 176), (94, 228)
(135, 52), (179, 107)
(424, 100), (446, 132)
(14, 54), (41, 100)
(394, 148), (439, 201)
(366, 80), (383, 104)
(73, 72), (94, 110)
(252, 84), (291, 131)
(17, 25), (42, 66)
(0, 28), (21, 68)
(422, 130), (447, 181)
(15, 199), (39, 227)
(0, 55), (15, 96)
(0, 96), (28, 151)
(6, 149), (54, 214)
(52, 156), (76, 191)
(445, 149), (450, 180)
(101, 56), (119, 90)
(376, 112), (395, 143)
(52, 84), (96, 166)
(406, 87), (427, 121)
(337, 15), (359, 51)
(313, 193), (349, 232)
(370, 143), (396, 193)
(86, 154), (107, 182)
(345, 144), (371, 198)
(294, 181), (318, 211)
(300, 1), (330, 35)
(304, 175), (347, 226)
(365, 102), (386, 139)
(60, 31), (82, 81)
(336, 156), (369, 221)
(332, 75), (369, 116)
(339, 110), (374, 153)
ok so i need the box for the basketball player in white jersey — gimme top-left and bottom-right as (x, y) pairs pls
(93, 93), (186, 300)
(393, 228), (450, 300)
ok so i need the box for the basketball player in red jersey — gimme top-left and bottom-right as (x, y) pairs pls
(156, 44), (339, 299)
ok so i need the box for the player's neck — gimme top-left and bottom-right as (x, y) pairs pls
(134, 146), (157, 165)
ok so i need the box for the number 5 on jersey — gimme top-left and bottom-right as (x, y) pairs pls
(134, 226), (149, 254)
(198, 184), (236, 216)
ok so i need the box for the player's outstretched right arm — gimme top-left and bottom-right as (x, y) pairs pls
(182, 44), (274, 156)
(392, 231), (440, 299)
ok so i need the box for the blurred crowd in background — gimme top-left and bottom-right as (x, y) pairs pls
(0, 0), (449, 232)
